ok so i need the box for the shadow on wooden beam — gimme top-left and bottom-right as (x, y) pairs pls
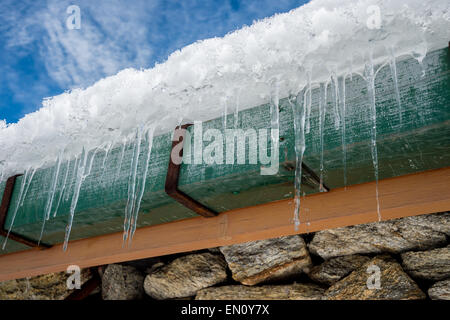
(0, 167), (449, 281)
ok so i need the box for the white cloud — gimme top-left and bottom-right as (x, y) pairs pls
(2, 0), (156, 89)
(0, 0), (305, 97)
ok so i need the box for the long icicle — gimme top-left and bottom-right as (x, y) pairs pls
(39, 152), (63, 243)
(19, 168), (37, 208)
(2, 168), (31, 249)
(319, 82), (327, 192)
(269, 78), (280, 175)
(123, 127), (143, 244)
(234, 89), (240, 129)
(331, 71), (341, 130)
(221, 97), (228, 130)
(129, 127), (155, 243)
(114, 140), (127, 186)
(53, 159), (71, 217)
(340, 75), (348, 188)
(365, 52), (382, 222)
(65, 155), (79, 202)
(388, 46), (402, 125)
(290, 90), (307, 232)
(305, 70), (312, 134)
(63, 148), (96, 251)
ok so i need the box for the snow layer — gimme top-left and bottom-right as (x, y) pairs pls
(1, 0), (449, 178)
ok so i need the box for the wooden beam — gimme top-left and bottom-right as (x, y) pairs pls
(0, 166), (449, 281)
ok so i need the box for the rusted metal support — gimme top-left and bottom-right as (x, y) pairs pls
(301, 163), (330, 192)
(165, 124), (218, 218)
(0, 174), (51, 249)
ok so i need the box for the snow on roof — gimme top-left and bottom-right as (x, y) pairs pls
(1, 0), (449, 179)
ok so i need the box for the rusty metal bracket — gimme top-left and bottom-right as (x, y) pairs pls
(0, 174), (51, 249)
(165, 124), (218, 218)
(281, 161), (330, 192)
(301, 163), (330, 192)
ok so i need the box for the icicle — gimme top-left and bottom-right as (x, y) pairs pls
(63, 148), (96, 251)
(53, 159), (71, 217)
(234, 90), (240, 129)
(221, 97), (228, 130)
(269, 78), (280, 170)
(129, 127), (155, 243)
(290, 90), (307, 232)
(319, 82), (327, 192)
(101, 143), (112, 171)
(340, 75), (348, 188)
(305, 70), (312, 134)
(388, 47), (402, 124)
(65, 155), (79, 202)
(114, 140), (127, 185)
(100, 142), (113, 182)
(39, 152), (63, 243)
(364, 52), (382, 222)
(85, 148), (98, 176)
(331, 71), (341, 130)
(123, 127), (143, 244)
(19, 168), (36, 208)
(2, 168), (33, 249)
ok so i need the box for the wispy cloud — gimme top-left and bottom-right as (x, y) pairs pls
(3, 0), (155, 89)
(0, 0), (306, 122)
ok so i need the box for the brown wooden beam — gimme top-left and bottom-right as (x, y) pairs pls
(0, 167), (449, 281)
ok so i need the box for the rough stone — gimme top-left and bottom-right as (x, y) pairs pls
(219, 235), (312, 286)
(144, 252), (227, 299)
(428, 279), (450, 300)
(401, 246), (450, 281)
(0, 269), (93, 300)
(309, 212), (449, 259)
(324, 255), (426, 300)
(102, 264), (144, 300)
(196, 283), (325, 300)
(308, 255), (370, 285)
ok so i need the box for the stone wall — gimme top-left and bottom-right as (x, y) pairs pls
(1, 212), (449, 300)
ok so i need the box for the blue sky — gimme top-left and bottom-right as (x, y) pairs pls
(0, 0), (309, 124)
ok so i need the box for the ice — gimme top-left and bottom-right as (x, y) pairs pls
(290, 90), (307, 231)
(388, 47), (402, 124)
(305, 70), (312, 134)
(269, 78), (280, 170)
(123, 127), (143, 244)
(39, 152), (63, 243)
(339, 75), (348, 188)
(63, 147), (97, 251)
(221, 97), (228, 130)
(2, 168), (35, 249)
(331, 72), (341, 130)
(364, 51), (382, 222)
(123, 126), (155, 245)
(1, 0), (448, 180)
(53, 159), (70, 217)
(319, 82), (328, 192)
(114, 140), (127, 186)
(129, 127), (155, 243)
(234, 90), (240, 129)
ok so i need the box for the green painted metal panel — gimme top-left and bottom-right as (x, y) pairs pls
(1, 47), (449, 254)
